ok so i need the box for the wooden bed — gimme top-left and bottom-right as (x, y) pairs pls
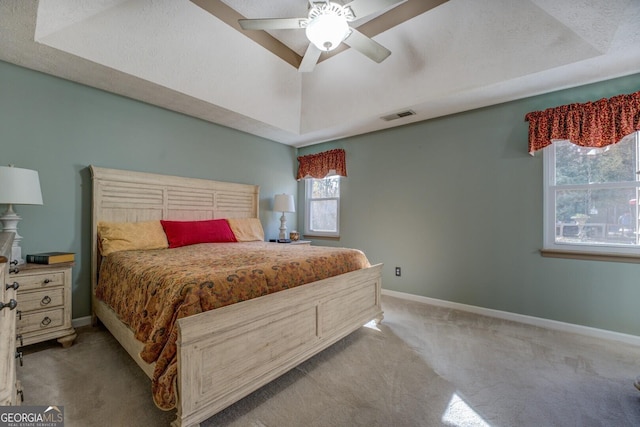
(89, 166), (383, 427)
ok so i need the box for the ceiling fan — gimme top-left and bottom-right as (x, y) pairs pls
(237, 0), (404, 72)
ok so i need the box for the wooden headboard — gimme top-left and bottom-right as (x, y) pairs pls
(89, 166), (260, 299)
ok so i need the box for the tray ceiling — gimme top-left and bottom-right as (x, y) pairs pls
(1, 0), (639, 147)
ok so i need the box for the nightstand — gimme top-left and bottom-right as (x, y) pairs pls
(10, 262), (76, 348)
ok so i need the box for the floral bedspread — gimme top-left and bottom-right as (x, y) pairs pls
(95, 242), (370, 410)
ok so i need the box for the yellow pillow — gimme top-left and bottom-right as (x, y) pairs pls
(227, 218), (265, 242)
(98, 220), (168, 256)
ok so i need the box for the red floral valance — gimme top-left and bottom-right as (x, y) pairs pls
(297, 149), (347, 180)
(525, 90), (640, 154)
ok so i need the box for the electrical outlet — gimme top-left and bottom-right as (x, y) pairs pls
(395, 267), (401, 277)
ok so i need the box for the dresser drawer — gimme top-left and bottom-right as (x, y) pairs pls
(14, 271), (65, 291)
(17, 308), (64, 334)
(18, 288), (64, 312)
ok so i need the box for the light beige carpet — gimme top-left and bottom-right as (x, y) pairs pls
(19, 296), (640, 426)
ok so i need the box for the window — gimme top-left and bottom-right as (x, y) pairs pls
(305, 176), (340, 237)
(543, 132), (640, 254)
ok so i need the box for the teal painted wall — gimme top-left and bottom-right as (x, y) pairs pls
(3, 58), (640, 337)
(299, 73), (640, 336)
(0, 61), (298, 319)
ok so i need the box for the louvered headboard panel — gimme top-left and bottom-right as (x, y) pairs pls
(89, 165), (260, 296)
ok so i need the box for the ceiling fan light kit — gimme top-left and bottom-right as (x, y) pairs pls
(305, 3), (352, 52)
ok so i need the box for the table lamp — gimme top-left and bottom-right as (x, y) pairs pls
(0, 165), (43, 264)
(273, 194), (295, 240)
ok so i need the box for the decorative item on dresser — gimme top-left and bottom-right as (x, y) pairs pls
(25, 252), (75, 265)
(11, 262), (76, 348)
(0, 165), (43, 265)
(0, 232), (23, 406)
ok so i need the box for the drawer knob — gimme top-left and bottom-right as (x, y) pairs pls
(43, 278), (51, 284)
(15, 350), (23, 367)
(0, 299), (17, 311)
(6, 281), (19, 291)
(41, 316), (52, 326)
(41, 295), (52, 305)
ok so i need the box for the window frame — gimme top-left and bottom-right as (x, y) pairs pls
(543, 132), (640, 256)
(304, 176), (341, 238)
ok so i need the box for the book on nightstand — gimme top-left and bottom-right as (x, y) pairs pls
(26, 251), (75, 264)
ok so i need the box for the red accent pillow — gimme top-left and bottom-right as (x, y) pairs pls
(160, 219), (237, 248)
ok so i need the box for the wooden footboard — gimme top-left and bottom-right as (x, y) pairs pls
(174, 263), (383, 427)
(93, 263), (382, 427)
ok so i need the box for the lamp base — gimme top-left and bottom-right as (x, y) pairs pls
(11, 246), (24, 265)
(279, 212), (288, 240)
(0, 204), (25, 264)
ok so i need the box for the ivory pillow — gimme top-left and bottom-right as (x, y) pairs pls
(227, 218), (265, 242)
(98, 220), (168, 256)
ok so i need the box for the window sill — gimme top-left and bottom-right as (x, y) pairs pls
(304, 234), (340, 240)
(540, 249), (640, 264)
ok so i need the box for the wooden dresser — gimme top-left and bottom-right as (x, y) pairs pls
(0, 232), (20, 405)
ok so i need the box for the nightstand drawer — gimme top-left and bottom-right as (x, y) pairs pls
(14, 271), (65, 291)
(17, 308), (64, 334)
(18, 288), (64, 312)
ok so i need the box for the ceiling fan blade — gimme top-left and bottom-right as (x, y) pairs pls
(344, 0), (404, 19)
(343, 28), (391, 63)
(238, 18), (306, 31)
(298, 44), (322, 73)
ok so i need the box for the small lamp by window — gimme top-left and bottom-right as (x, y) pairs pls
(273, 194), (295, 240)
(0, 165), (43, 264)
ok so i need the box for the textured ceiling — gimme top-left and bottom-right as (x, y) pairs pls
(1, 0), (639, 147)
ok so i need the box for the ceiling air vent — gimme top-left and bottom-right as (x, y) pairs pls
(381, 109), (416, 121)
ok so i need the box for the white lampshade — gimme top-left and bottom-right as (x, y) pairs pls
(305, 13), (349, 51)
(0, 165), (43, 264)
(0, 165), (43, 205)
(274, 194), (295, 213)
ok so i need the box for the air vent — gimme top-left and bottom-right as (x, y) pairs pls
(381, 110), (416, 121)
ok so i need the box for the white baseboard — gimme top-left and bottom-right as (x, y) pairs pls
(72, 316), (92, 328)
(382, 289), (640, 347)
